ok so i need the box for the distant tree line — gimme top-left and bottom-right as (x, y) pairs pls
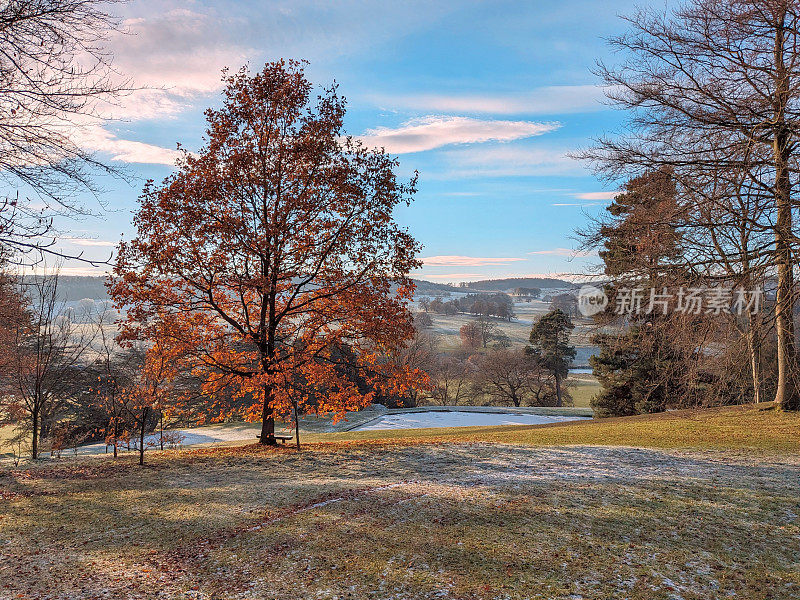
(514, 287), (541, 298)
(458, 277), (571, 292)
(21, 276), (109, 302)
(419, 292), (516, 321)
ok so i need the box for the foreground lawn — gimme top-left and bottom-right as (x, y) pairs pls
(2, 437), (800, 598)
(2, 404), (799, 599)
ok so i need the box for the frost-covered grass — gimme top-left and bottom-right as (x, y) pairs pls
(2, 415), (800, 599)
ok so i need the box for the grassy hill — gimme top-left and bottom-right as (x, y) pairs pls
(409, 278), (461, 296)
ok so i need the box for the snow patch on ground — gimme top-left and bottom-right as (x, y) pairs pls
(76, 423), (264, 455)
(353, 410), (588, 430)
(65, 406), (587, 456)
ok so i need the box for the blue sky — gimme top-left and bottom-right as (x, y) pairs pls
(49, 0), (659, 281)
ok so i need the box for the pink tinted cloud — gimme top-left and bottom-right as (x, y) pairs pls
(422, 255), (527, 266)
(359, 116), (559, 154)
(527, 248), (597, 257)
(574, 191), (619, 200)
(371, 85), (607, 115)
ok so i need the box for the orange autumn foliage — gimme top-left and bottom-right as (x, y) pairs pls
(110, 61), (425, 442)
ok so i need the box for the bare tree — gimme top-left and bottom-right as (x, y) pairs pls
(472, 348), (562, 407)
(428, 354), (475, 406)
(0, 0), (127, 264)
(680, 155), (774, 403)
(88, 303), (137, 458)
(418, 296), (431, 312)
(391, 330), (438, 407)
(8, 272), (95, 458)
(473, 315), (501, 348)
(579, 0), (800, 409)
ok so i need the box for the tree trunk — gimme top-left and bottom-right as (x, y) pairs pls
(31, 405), (39, 460)
(139, 407), (150, 466)
(554, 372), (563, 408)
(112, 419), (118, 458)
(772, 11), (800, 411)
(773, 228), (798, 410)
(773, 170), (797, 409)
(293, 399), (300, 451)
(747, 319), (762, 405)
(259, 384), (277, 445)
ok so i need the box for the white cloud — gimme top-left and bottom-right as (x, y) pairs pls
(63, 238), (118, 247)
(422, 255), (526, 266)
(75, 126), (181, 166)
(358, 116), (559, 154)
(102, 1), (470, 123)
(552, 202), (602, 207)
(97, 89), (191, 122)
(528, 248), (596, 257)
(82, 2), (480, 162)
(371, 85), (608, 115)
(110, 8), (253, 109)
(574, 191), (619, 200)
(67, 5), (253, 160)
(438, 145), (581, 178)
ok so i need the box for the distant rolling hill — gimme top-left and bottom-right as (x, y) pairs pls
(410, 279), (461, 296)
(409, 277), (574, 296)
(20, 275), (109, 301)
(460, 277), (574, 292)
(22, 275), (574, 302)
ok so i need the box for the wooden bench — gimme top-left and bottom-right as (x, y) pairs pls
(256, 434), (295, 444)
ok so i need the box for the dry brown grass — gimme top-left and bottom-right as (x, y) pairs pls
(2, 424), (799, 599)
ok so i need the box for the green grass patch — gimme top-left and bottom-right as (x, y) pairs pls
(566, 375), (600, 408)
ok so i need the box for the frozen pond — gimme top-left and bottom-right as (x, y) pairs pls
(353, 410), (589, 431)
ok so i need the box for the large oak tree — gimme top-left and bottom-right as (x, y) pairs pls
(111, 61), (423, 443)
